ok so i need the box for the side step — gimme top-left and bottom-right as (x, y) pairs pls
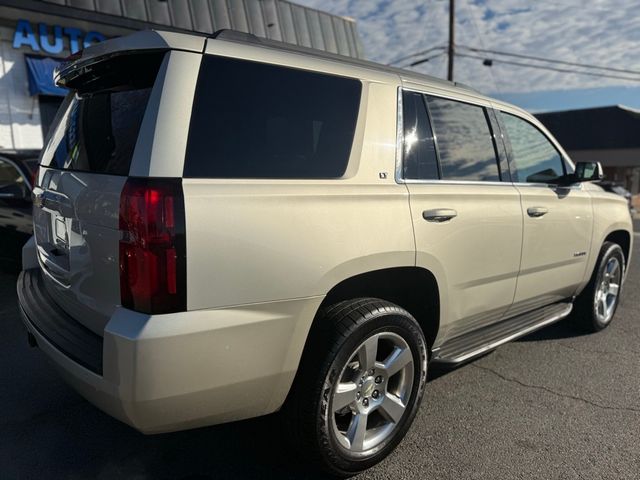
(431, 302), (573, 366)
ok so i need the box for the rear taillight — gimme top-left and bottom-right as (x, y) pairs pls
(119, 178), (186, 314)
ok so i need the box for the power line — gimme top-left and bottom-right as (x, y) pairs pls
(389, 46), (445, 66)
(457, 53), (640, 82)
(407, 51), (446, 67)
(458, 45), (640, 76)
(389, 0), (441, 67)
(393, 45), (640, 79)
(461, 0), (501, 93)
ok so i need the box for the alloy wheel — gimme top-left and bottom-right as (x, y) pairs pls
(594, 256), (622, 324)
(330, 332), (414, 454)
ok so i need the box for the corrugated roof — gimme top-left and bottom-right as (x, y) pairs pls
(38, 0), (364, 58)
(535, 105), (640, 150)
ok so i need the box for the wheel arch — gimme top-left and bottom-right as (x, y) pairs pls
(604, 229), (631, 265)
(311, 267), (441, 350)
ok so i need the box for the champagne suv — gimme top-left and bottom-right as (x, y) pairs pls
(17, 30), (633, 476)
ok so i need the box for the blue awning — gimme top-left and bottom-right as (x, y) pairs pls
(25, 55), (67, 97)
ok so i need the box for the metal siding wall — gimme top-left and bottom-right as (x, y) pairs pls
(209, 0), (232, 31)
(146, 0), (172, 25)
(344, 21), (358, 58)
(228, 1), (249, 33)
(189, 0), (214, 33)
(305, 9), (325, 51)
(290, 4), (311, 48)
(277, 1), (298, 44)
(332, 16), (350, 56)
(168, 0), (194, 30)
(261, 0), (282, 41)
(318, 12), (338, 54)
(95, 0), (122, 16)
(121, 0), (149, 21)
(37, 0), (364, 58)
(67, 0), (95, 10)
(245, 0), (266, 38)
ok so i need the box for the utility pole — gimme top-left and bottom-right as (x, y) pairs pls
(447, 0), (455, 81)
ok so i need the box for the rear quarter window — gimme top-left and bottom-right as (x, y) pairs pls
(184, 55), (362, 179)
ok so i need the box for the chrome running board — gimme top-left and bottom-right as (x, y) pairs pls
(431, 302), (573, 366)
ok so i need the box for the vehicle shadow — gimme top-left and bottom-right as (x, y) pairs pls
(427, 363), (456, 382)
(516, 318), (590, 342)
(0, 259), (21, 275)
(131, 414), (332, 480)
(15, 400), (336, 480)
(426, 348), (497, 382)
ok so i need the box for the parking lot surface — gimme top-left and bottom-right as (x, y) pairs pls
(2, 231), (639, 479)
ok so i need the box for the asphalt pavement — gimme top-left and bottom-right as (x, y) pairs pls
(1, 230), (639, 479)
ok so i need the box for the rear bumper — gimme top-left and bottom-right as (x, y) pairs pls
(18, 269), (323, 433)
(18, 269), (104, 374)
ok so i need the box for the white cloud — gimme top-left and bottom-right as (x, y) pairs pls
(294, 0), (640, 95)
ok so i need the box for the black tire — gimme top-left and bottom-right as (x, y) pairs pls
(572, 241), (625, 332)
(283, 298), (428, 477)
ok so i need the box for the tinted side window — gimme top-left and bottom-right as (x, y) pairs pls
(185, 56), (362, 179)
(426, 96), (500, 181)
(501, 113), (564, 183)
(401, 91), (438, 180)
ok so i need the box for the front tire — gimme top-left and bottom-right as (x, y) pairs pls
(285, 298), (428, 477)
(572, 241), (625, 332)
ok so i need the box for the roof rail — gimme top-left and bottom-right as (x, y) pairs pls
(211, 29), (262, 44)
(453, 82), (477, 92)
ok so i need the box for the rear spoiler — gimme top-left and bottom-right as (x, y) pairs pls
(54, 30), (206, 88)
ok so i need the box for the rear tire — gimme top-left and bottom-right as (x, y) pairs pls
(572, 241), (625, 332)
(284, 298), (428, 477)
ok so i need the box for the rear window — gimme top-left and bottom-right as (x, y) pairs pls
(184, 55), (362, 179)
(40, 53), (165, 176)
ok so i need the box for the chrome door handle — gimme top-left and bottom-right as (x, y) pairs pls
(527, 206), (548, 218)
(423, 208), (457, 222)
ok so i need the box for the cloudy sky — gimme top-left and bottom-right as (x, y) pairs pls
(296, 0), (640, 112)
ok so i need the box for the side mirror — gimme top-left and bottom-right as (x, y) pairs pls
(574, 161), (604, 182)
(557, 161), (603, 186)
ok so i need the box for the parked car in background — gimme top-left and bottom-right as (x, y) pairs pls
(17, 30), (634, 477)
(0, 150), (38, 271)
(596, 180), (635, 213)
